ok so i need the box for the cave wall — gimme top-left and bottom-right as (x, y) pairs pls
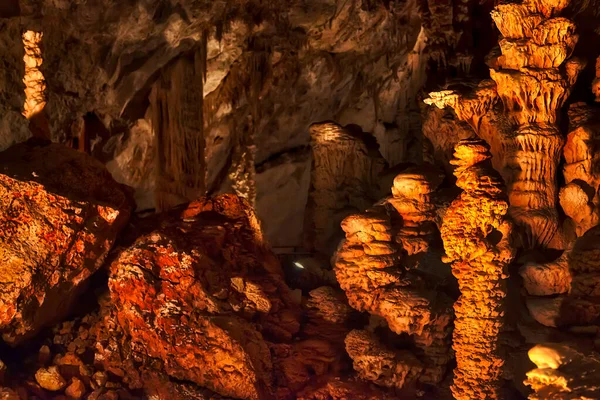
(0, 0), (430, 247)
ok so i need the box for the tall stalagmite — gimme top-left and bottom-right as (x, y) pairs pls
(150, 48), (206, 211)
(304, 121), (385, 255)
(488, 0), (584, 248)
(22, 30), (49, 139)
(440, 138), (514, 399)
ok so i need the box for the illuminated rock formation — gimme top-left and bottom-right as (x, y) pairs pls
(304, 121), (386, 255)
(22, 30), (50, 139)
(440, 138), (514, 399)
(387, 164), (445, 258)
(149, 49), (207, 211)
(521, 225), (600, 327)
(22, 31), (46, 120)
(109, 194), (300, 399)
(488, 0), (584, 248)
(334, 203), (453, 385)
(345, 329), (422, 389)
(560, 103), (600, 238)
(0, 140), (132, 344)
(525, 343), (600, 399)
(593, 56), (600, 102)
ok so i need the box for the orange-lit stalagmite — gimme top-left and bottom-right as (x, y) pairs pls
(440, 138), (514, 399)
(22, 30), (50, 139)
(334, 171), (454, 386)
(488, 0), (584, 248)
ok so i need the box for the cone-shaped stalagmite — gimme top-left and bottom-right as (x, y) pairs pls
(440, 138), (515, 399)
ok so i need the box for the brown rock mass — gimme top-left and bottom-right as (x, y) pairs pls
(440, 138), (514, 399)
(0, 139), (132, 344)
(109, 194), (300, 399)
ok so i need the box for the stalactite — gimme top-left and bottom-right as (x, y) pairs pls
(150, 37), (207, 211)
(22, 30), (50, 139)
(488, 0), (584, 248)
(440, 138), (514, 400)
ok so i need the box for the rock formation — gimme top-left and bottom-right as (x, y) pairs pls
(150, 48), (207, 211)
(109, 194), (300, 399)
(304, 121), (386, 255)
(0, 139), (132, 344)
(560, 103), (600, 238)
(440, 138), (514, 399)
(525, 343), (600, 399)
(521, 224), (600, 327)
(334, 179), (453, 385)
(488, 0), (584, 248)
(22, 30), (49, 139)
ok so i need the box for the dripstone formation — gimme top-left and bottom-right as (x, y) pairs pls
(440, 138), (514, 399)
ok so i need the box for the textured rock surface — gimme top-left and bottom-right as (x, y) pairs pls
(0, 139), (132, 344)
(440, 138), (514, 399)
(334, 173), (453, 385)
(488, 0), (583, 249)
(109, 194), (300, 399)
(345, 329), (422, 389)
(525, 343), (600, 399)
(522, 225), (600, 327)
(304, 121), (386, 255)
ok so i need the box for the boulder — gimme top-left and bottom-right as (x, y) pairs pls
(109, 194), (300, 399)
(0, 139), (132, 344)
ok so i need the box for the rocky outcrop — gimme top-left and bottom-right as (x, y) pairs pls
(0, 139), (132, 344)
(488, 0), (584, 249)
(521, 225), (600, 327)
(109, 194), (300, 399)
(440, 138), (514, 399)
(345, 329), (422, 389)
(525, 343), (600, 399)
(560, 103), (600, 238)
(304, 121), (386, 255)
(334, 187), (453, 385)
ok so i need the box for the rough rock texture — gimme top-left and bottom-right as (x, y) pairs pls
(488, 0), (584, 249)
(560, 102), (600, 238)
(109, 194), (301, 399)
(345, 329), (423, 389)
(334, 174), (454, 385)
(525, 343), (600, 399)
(440, 138), (515, 399)
(21, 30), (48, 139)
(304, 121), (386, 255)
(522, 225), (600, 327)
(0, 139), (132, 344)
(0, 0), (429, 246)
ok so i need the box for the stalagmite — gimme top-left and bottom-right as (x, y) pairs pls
(304, 121), (386, 255)
(334, 200), (453, 385)
(440, 138), (514, 399)
(488, 0), (584, 248)
(22, 30), (50, 139)
(150, 47), (207, 211)
(560, 103), (600, 237)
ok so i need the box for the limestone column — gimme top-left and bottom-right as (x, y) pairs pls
(22, 30), (50, 139)
(440, 138), (515, 399)
(150, 49), (206, 211)
(488, 0), (584, 248)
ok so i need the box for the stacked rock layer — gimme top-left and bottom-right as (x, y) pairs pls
(440, 138), (514, 399)
(488, 0), (584, 248)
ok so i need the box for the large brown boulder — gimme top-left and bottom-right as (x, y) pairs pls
(109, 194), (301, 399)
(0, 139), (132, 344)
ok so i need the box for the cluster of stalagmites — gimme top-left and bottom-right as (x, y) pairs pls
(334, 164), (454, 388)
(440, 138), (514, 399)
(0, 139), (417, 399)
